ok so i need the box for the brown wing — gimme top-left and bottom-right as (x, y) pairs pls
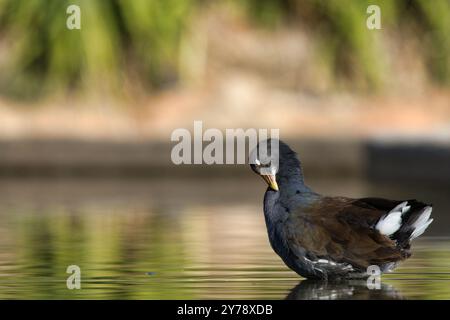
(285, 196), (410, 271)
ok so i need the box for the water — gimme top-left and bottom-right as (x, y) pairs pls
(0, 177), (449, 299)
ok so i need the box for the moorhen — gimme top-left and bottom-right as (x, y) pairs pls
(249, 140), (433, 280)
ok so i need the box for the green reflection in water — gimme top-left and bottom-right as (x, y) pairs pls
(0, 181), (449, 300)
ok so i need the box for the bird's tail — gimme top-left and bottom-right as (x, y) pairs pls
(376, 200), (433, 248)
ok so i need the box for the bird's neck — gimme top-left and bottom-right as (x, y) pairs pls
(263, 171), (315, 224)
(277, 166), (311, 194)
(274, 167), (316, 211)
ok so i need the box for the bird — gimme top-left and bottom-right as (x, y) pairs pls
(249, 139), (433, 280)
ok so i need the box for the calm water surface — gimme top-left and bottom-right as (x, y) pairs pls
(0, 177), (449, 299)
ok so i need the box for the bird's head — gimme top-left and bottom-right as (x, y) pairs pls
(249, 139), (280, 191)
(250, 139), (303, 192)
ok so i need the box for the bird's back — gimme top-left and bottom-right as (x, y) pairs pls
(265, 193), (433, 279)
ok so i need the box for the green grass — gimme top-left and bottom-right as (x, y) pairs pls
(0, 0), (448, 99)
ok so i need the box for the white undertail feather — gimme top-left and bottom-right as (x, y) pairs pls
(410, 207), (433, 240)
(376, 201), (409, 236)
(376, 202), (433, 239)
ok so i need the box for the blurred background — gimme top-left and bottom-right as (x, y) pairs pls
(0, 0), (449, 299)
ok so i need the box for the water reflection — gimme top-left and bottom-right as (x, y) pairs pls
(286, 280), (403, 300)
(0, 177), (449, 299)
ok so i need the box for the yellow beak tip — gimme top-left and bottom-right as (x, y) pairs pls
(261, 174), (279, 191)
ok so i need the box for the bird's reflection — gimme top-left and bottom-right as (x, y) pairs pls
(285, 279), (403, 300)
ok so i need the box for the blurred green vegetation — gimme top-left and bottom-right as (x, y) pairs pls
(0, 0), (194, 99)
(246, 0), (450, 89)
(0, 0), (449, 99)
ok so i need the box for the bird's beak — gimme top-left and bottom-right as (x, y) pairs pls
(261, 174), (279, 191)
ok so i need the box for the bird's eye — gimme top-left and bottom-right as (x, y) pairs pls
(250, 163), (259, 174)
(250, 158), (271, 174)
